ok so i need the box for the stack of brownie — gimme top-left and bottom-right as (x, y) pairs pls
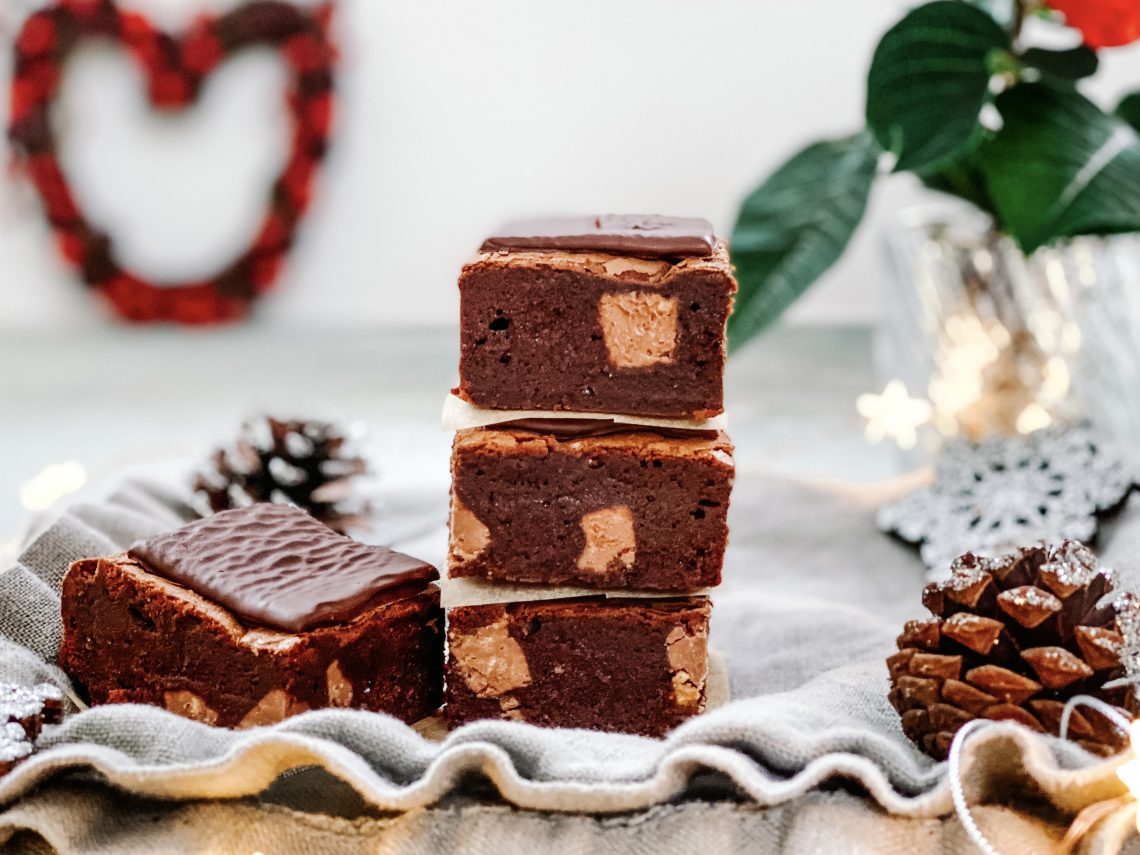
(55, 215), (733, 739)
(443, 215), (736, 736)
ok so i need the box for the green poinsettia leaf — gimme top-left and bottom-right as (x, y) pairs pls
(1117, 92), (1140, 132)
(1019, 45), (1099, 81)
(918, 148), (995, 213)
(980, 83), (1140, 253)
(728, 132), (879, 350)
(867, 1), (1009, 173)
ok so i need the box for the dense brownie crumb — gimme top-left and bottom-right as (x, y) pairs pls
(449, 428), (733, 591)
(444, 597), (711, 736)
(457, 243), (735, 418)
(60, 555), (443, 728)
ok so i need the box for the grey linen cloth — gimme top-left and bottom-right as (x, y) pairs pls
(0, 471), (1139, 853)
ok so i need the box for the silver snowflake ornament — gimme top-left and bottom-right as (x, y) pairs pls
(878, 425), (1137, 577)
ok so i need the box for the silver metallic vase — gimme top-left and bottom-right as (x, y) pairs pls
(875, 207), (1140, 450)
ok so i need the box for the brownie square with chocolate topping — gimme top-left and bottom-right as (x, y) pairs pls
(59, 505), (443, 728)
(444, 596), (711, 736)
(449, 426), (733, 591)
(457, 215), (736, 419)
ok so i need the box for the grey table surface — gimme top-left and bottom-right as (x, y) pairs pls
(0, 324), (904, 553)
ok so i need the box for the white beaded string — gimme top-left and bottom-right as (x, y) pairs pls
(1059, 694), (1133, 740)
(948, 719), (1002, 855)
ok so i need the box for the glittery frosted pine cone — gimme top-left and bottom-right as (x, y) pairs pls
(888, 541), (1140, 760)
(0, 682), (63, 776)
(193, 416), (370, 534)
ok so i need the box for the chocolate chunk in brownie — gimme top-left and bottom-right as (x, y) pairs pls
(449, 427), (733, 591)
(60, 505), (443, 728)
(444, 596), (710, 736)
(458, 215), (735, 419)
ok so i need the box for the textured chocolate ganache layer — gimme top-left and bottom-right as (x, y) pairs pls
(129, 503), (438, 633)
(480, 215), (716, 258)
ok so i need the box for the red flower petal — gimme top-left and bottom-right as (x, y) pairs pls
(1048, 0), (1140, 48)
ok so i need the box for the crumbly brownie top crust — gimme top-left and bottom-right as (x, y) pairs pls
(480, 215), (716, 258)
(466, 240), (734, 287)
(453, 427), (734, 464)
(128, 504), (437, 633)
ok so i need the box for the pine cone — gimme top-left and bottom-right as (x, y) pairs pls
(888, 541), (1140, 760)
(193, 417), (370, 533)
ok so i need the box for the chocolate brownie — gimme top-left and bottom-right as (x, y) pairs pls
(59, 505), (443, 728)
(449, 426), (733, 591)
(444, 597), (710, 736)
(457, 215), (736, 419)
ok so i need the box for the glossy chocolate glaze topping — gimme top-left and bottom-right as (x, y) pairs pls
(129, 504), (437, 633)
(480, 215), (716, 258)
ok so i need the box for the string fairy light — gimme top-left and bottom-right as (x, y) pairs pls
(878, 293), (1079, 447)
(18, 461), (87, 512)
(855, 380), (932, 450)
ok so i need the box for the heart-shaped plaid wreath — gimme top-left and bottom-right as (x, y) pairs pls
(8, 0), (336, 324)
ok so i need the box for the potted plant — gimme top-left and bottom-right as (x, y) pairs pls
(729, 0), (1140, 442)
(731, 0), (1140, 344)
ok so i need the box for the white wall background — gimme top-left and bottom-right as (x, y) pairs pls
(1, 0), (1139, 329)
